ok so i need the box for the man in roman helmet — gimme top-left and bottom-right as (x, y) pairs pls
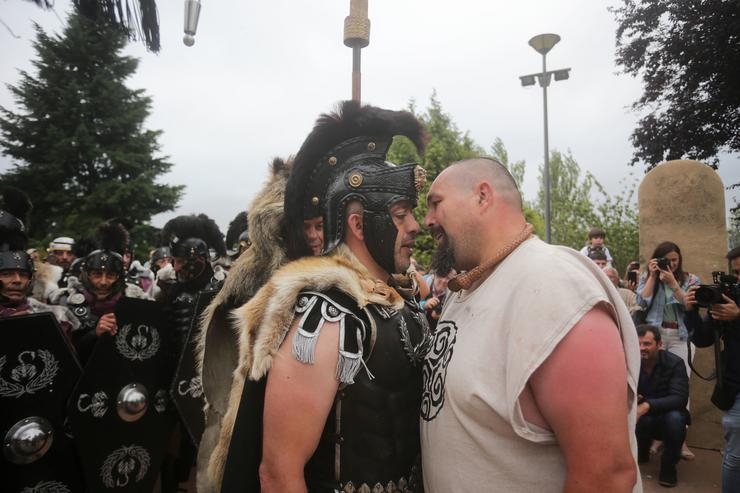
(211, 101), (430, 493)
(0, 189), (79, 333)
(49, 221), (150, 364)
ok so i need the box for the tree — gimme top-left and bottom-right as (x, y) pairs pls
(388, 95), (547, 267)
(536, 150), (598, 250)
(535, 150), (639, 273)
(612, 0), (740, 169)
(591, 177), (640, 274)
(489, 138), (544, 237)
(388, 93), (484, 267)
(0, 12), (183, 246)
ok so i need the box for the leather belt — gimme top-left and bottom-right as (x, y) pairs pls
(662, 321), (679, 329)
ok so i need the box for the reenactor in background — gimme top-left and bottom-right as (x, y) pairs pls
(49, 222), (150, 364)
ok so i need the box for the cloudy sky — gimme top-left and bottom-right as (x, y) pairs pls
(2, 0), (739, 235)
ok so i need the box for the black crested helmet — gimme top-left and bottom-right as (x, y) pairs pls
(0, 188), (34, 276)
(161, 214), (225, 282)
(284, 101), (427, 273)
(80, 222), (128, 295)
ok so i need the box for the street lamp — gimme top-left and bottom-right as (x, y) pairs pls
(519, 33), (570, 244)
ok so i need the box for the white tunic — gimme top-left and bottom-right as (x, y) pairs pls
(420, 237), (642, 492)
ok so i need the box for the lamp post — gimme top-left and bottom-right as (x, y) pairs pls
(519, 33), (570, 244)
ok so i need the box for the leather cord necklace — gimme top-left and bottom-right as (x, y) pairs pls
(448, 223), (535, 292)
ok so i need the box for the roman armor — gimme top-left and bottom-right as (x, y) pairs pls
(158, 214), (227, 490)
(215, 101), (430, 492)
(160, 213), (227, 350)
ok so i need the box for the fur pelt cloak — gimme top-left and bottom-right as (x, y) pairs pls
(206, 244), (405, 491)
(194, 157), (292, 493)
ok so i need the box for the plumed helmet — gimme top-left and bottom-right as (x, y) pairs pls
(80, 222), (129, 295)
(161, 214), (225, 283)
(284, 101), (427, 273)
(161, 214), (226, 260)
(0, 188), (33, 274)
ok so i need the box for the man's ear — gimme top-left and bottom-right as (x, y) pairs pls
(477, 181), (494, 210)
(347, 212), (365, 241)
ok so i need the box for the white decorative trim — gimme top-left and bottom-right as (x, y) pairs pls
(100, 445), (151, 488)
(0, 350), (59, 398)
(177, 376), (204, 398)
(115, 324), (160, 362)
(77, 391), (108, 418)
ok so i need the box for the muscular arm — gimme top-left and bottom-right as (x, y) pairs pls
(259, 317), (341, 493)
(526, 305), (637, 492)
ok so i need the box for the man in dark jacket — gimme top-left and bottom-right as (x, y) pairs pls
(636, 324), (689, 488)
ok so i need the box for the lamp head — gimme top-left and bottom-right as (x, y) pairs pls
(528, 33), (561, 55)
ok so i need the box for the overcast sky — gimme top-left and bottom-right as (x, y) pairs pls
(2, 0), (739, 235)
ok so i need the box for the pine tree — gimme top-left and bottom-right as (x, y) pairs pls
(0, 11), (182, 245)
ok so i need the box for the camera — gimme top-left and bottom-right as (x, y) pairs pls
(433, 303), (443, 315)
(657, 257), (671, 271)
(695, 271), (739, 308)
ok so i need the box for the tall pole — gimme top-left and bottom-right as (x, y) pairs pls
(522, 33), (566, 244)
(541, 52), (551, 244)
(352, 47), (362, 102)
(344, 0), (370, 103)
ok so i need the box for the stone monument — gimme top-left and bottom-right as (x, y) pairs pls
(638, 159), (727, 449)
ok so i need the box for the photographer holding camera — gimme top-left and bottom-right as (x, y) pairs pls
(685, 246), (740, 492)
(638, 242), (701, 370)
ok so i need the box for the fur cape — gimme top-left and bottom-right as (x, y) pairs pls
(31, 261), (63, 302)
(194, 157), (293, 493)
(207, 244), (405, 491)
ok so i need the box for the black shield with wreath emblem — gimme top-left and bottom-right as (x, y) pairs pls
(0, 312), (85, 493)
(68, 297), (174, 492)
(170, 289), (218, 446)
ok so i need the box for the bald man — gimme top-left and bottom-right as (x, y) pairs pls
(420, 158), (642, 492)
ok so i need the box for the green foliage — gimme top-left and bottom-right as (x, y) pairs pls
(612, 0), (740, 169)
(591, 177), (640, 274)
(535, 150), (639, 273)
(490, 137), (545, 238)
(389, 94), (639, 272)
(536, 150), (599, 249)
(0, 12), (183, 246)
(388, 92), (484, 268)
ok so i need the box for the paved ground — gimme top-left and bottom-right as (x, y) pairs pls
(640, 447), (722, 492)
